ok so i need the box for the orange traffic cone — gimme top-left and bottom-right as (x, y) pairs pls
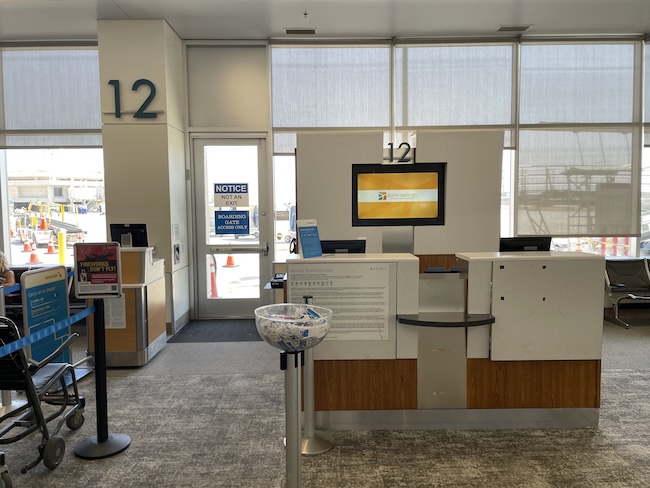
(22, 239), (32, 252)
(39, 215), (47, 230)
(224, 255), (237, 267)
(31, 240), (36, 251)
(46, 236), (56, 254)
(28, 249), (41, 264)
(209, 259), (218, 298)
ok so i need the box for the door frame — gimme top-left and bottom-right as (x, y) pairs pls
(189, 133), (274, 319)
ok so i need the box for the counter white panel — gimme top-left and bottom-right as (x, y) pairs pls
(461, 258), (494, 359)
(286, 253), (419, 360)
(490, 257), (604, 360)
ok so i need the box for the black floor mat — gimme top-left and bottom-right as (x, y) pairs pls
(168, 319), (262, 343)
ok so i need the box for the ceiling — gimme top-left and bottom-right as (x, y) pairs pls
(0, 0), (650, 43)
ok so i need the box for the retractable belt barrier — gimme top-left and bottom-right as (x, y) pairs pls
(1, 284), (20, 295)
(0, 306), (95, 359)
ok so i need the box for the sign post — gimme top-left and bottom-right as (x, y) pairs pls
(72, 242), (130, 459)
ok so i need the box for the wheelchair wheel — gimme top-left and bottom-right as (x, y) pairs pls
(0, 471), (12, 488)
(42, 435), (65, 470)
(66, 412), (85, 430)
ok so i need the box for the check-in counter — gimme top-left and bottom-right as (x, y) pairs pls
(88, 247), (166, 367)
(456, 251), (604, 418)
(287, 251), (605, 430)
(286, 253), (419, 411)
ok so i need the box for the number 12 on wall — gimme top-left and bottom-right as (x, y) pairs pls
(108, 79), (158, 119)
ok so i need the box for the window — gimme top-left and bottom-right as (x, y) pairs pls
(1, 47), (104, 266)
(269, 40), (645, 256)
(395, 44), (513, 127)
(515, 42), (641, 241)
(520, 43), (636, 124)
(272, 46), (391, 128)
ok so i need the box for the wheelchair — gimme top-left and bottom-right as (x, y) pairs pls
(0, 316), (85, 486)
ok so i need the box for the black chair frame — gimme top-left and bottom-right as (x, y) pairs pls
(605, 258), (650, 328)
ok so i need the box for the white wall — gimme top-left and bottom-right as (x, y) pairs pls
(414, 130), (503, 254)
(296, 130), (503, 255)
(296, 131), (384, 252)
(98, 19), (190, 330)
(186, 44), (270, 130)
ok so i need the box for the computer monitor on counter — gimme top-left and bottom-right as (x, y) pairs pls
(499, 236), (552, 252)
(320, 239), (366, 254)
(110, 223), (149, 248)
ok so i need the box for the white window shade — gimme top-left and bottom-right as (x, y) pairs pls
(520, 43), (636, 124)
(516, 129), (638, 237)
(272, 46), (390, 128)
(1, 49), (101, 131)
(395, 44), (513, 127)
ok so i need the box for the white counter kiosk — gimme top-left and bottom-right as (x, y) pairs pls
(286, 251), (604, 430)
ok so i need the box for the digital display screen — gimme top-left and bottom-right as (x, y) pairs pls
(352, 162), (446, 227)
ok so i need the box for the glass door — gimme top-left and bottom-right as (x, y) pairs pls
(192, 137), (272, 318)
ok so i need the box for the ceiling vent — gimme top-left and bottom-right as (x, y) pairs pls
(497, 25), (532, 33)
(284, 28), (317, 35)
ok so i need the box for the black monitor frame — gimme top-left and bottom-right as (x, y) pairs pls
(110, 223), (149, 248)
(320, 239), (366, 254)
(499, 236), (552, 252)
(352, 162), (446, 227)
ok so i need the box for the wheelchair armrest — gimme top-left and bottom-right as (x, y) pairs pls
(29, 332), (80, 370)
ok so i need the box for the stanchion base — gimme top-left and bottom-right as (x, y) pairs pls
(74, 433), (131, 459)
(301, 430), (335, 456)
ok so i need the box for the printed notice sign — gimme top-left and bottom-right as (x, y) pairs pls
(73, 242), (122, 299)
(287, 261), (390, 340)
(104, 295), (127, 329)
(214, 183), (249, 207)
(215, 210), (250, 235)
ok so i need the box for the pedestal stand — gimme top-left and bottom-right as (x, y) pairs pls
(301, 296), (335, 456)
(281, 351), (303, 488)
(74, 298), (131, 459)
(301, 347), (335, 455)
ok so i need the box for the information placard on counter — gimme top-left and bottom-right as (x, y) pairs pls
(296, 219), (322, 258)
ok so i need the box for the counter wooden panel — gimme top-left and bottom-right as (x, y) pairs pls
(87, 288), (138, 352)
(146, 277), (167, 345)
(467, 358), (601, 409)
(314, 359), (417, 410)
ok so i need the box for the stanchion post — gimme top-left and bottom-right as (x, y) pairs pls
(74, 298), (131, 459)
(300, 295), (335, 456)
(94, 298), (109, 442)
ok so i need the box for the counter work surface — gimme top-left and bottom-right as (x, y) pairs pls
(398, 312), (495, 327)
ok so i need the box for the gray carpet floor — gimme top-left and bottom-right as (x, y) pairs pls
(2, 320), (650, 487)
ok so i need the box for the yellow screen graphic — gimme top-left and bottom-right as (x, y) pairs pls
(357, 172), (439, 219)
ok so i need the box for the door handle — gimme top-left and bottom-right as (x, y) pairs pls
(211, 242), (269, 256)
